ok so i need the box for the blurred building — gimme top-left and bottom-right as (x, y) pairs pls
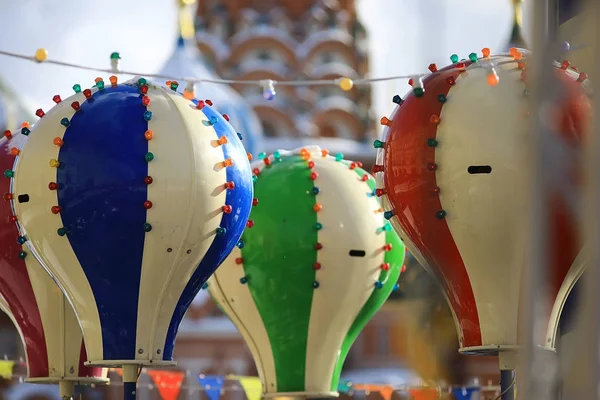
(194, 0), (376, 165)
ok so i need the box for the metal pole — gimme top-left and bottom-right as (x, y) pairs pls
(122, 364), (139, 400)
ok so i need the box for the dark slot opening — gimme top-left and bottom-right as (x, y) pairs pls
(468, 165), (492, 174)
(349, 250), (366, 257)
(17, 194), (29, 203)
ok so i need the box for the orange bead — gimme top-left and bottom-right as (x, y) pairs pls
(95, 77), (103, 83)
(302, 153), (311, 160)
(218, 136), (228, 145)
(380, 116), (392, 127)
(264, 157), (271, 166)
(21, 122), (30, 128)
(247, 153), (252, 161)
(517, 61), (526, 70)
(321, 149), (329, 157)
(509, 47), (518, 56)
(109, 76), (118, 86)
(10, 148), (19, 156)
(300, 148), (308, 156)
(313, 203), (323, 212)
(513, 51), (523, 60)
(430, 114), (440, 124)
(165, 81), (172, 87)
(144, 130), (154, 140)
(482, 47), (491, 58)
(223, 158), (234, 167)
(375, 207), (383, 214)
(53, 137), (64, 147)
(487, 71), (499, 86)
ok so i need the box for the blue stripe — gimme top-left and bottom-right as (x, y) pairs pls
(560, 275), (580, 334)
(163, 104), (253, 359)
(57, 84), (148, 360)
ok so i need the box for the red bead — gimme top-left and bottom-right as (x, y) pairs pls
(225, 181), (235, 190)
(427, 163), (437, 171)
(349, 162), (357, 170)
(140, 85), (149, 94)
(315, 242), (323, 250)
(3, 193), (12, 201)
(578, 72), (588, 83)
(383, 244), (393, 251)
(446, 77), (456, 86)
(53, 95), (62, 104)
(35, 109), (45, 118)
(246, 220), (254, 228)
(372, 165), (384, 173)
(252, 198), (259, 206)
(401, 265), (407, 273)
(142, 96), (151, 106)
(9, 216), (17, 222)
(83, 89), (92, 99)
(3, 130), (11, 139)
(252, 168), (260, 176)
(51, 206), (61, 214)
(433, 186), (440, 194)
(196, 100), (205, 109)
(356, 162), (363, 168)
(381, 263), (390, 271)
(428, 63), (438, 72)
(144, 176), (153, 185)
(313, 262), (321, 270)
(205, 99), (213, 106)
(408, 78), (414, 86)
(264, 158), (271, 166)
(307, 161), (315, 169)
(235, 257), (243, 265)
(223, 114), (230, 121)
(361, 174), (369, 182)
(71, 101), (80, 111)
(222, 205), (233, 214)
(375, 189), (385, 197)
(143, 201), (153, 209)
(48, 182), (58, 190)
(561, 60), (571, 70)
(310, 172), (318, 180)
(456, 62), (465, 70)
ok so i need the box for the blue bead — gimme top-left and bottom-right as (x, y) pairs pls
(240, 276), (248, 284)
(393, 283), (400, 291)
(143, 222), (153, 232)
(201, 282), (209, 290)
(312, 281), (320, 289)
(392, 94), (403, 105)
(237, 132), (243, 140)
(21, 127), (30, 136)
(375, 281), (384, 289)
(16, 236), (26, 245)
(18, 251), (27, 259)
(216, 227), (226, 236)
(384, 210), (395, 220)
(60, 117), (71, 127)
(57, 227), (67, 236)
(210, 116), (218, 125)
(312, 187), (320, 195)
(237, 240), (245, 249)
(143, 111), (153, 121)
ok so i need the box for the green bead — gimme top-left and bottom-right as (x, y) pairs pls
(145, 152), (154, 162)
(335, 153), (343, 161)
(216, 227), (226, 236)
(170, 82), (179, 90)
(57, 227), (67, 236)
(60, 117), (70, 127)
(437, 94), (447, 103)
(258, 152), (266, 160)
(72, 84), (81, 93)
(110, 52), (121, 60)
(384, 223), (392, 231)
(373, 140), (385, 149)
(4, 170), (14, 178)
(413, 87), (424, 97)
(18, 251), (27, 259)
(468, 52), (478, 62)
(252, 175), (258, 183)
(315, 222), (323, 230)
(97, 80), (105, 90)
(273, 151), (281, 159)
(312, 281), (320, 289)
(427, 138), (438, 147)
(137, 78), (147, 86)
(450, 54), (459, 63)
(143, 223), (153, 232)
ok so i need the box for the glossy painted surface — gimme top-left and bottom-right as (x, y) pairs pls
(376, 54), (590, 353)
(11, 79), (253, 365)
(209, 146), (405, 398)
(0, 135), (106, 383)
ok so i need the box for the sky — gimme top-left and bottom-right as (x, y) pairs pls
(0, 0), (517, 136)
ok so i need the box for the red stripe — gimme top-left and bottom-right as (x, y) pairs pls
(0, 139), (49, 378)
(78, 339), (103, 378)
(383, 63), (483, 348)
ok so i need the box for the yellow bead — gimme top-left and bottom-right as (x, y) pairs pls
(34, 48), (48, 62)
(49, 159), (60, 168)
(339, 77), (354, 91)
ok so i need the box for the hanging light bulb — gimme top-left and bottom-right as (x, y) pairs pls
(260, 79), (276, 101)
(411, 75), (425, 97)
(486, 63), (500, 86)
(184, 79), (195, 100)
(110, 52), (121, 73)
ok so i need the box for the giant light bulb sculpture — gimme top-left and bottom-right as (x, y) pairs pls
(373, 50), (590, 398)
(7, 77), (254, 399)
(0, 132), (108, 398)
(208, 146), (405, 399)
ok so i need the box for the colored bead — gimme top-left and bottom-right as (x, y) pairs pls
(145, 152), (154, 162)
(209, 116), (218, 125)
(312, 281), (320, 289)
(144, 130), (154, 140)
(225, 181), (235, 190)
(246, 220), (254, 228)
(436, 210), (447, 219)
(216, 227), (226, 236)
(170, 81), (179, 91)
(144, 111), (153, 121)
(3, 130), (10, 139)
(427, 138), (438, 147)
(313, 262), (321, 270)
(143, 201), (153, 209)
(339, 77), (354, 91)
(9, 216), (17, 222)
(51, 205), (61, 214)
(54, 137), (64, 147)
(380, 117), (392, 127)
(392, 95), (403, 105)
(450, 54), (459, 63)
(335, 153), (344, 161)
(313, 203), (323, 212)
(3, 193), (13, 201)
(428, 63), (437, 72)
(57, 227), (67, 236)
(49, 159), (60, 168)
(315, 242), (323, 250)
(143, 223), (153, 232)
(468, 52), (478, 62)
(224, 158), (234, 167)
(383, 244), (393, 251)
(375, 189), (385, 197)
(252, 198), (259, 206)
(223, 114), (230, 121)
(138, 78), (147, 86)
(361, 174), (369, 182)
(53, 95), (62, 104)
(430, 115), (440, 124)
(401, 265), (407, 273)
(307, 161), (315, 169)
(218, 136), (228, 145)
(140, 85), (149, 94)
(18, 251), (27, 259)
(321, 149), (329, 157)
(381, 263), (390, 271)
(237, 240), (245, 249)
(264, 157), (272, 166)
(83, 89), (92, 99)
(97, 80), (105, 90)
(310, 172), (318, 180)
(222, 205), (233, 214)
(372, 165), (384, 173)
(110, 76), (118, 87)
(17, 236), (26, 245)
(142, 96), (151, 106)
(60, 118), (70, 127)
(375, 281), (384, 289)
(578, 72), (588, 83)
(235, 257), (243, 265)
(240, 276), (249, 284)
(196, 100), (205, 110)
(373, 140), (385, 148)
(35, 109), (45, 118)
(73, 84), (82, 93)
(10, 148), (19, 156)
(393, 283), (400, 291)
(202, 283), (209, 290)
(446, 77), (456, 86)
(71, 102), (80, 111)
(3, 170), (14, 178)
(561, 60), (571, 70)
(433, 187), (440, 194)
(413, 88), (424, 97)
(482, 47), (491, 57)
(384, 210), (394, 220)
(47, 182), (58, 191)
(315, 222), (323, 230)
(427, 163), (437, 171)
(237, 132), (243, 140)
(457, 62), (466, 71)
(144, 176), (153, 185)
(349, 162), (357, 170)
(437, 94), (447, 103)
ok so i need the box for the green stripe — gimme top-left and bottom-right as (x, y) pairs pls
(241, 155), (318, 392)
(330, 165), (405, 391)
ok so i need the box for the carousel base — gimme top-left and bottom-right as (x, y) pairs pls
(459, 344), (555, 356)
(264, 391), (339, 399)
(85, 360), (177, 368)
(25, 376), (109, 385)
